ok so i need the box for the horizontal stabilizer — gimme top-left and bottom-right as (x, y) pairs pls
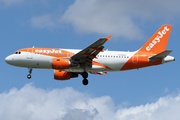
(149, 50), (172, 62)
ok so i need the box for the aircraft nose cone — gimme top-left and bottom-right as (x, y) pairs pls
(5, 56), (13, 64)
(5, 56), (10, 64)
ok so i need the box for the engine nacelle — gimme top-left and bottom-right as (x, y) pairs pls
(52, 58), (70, 69)
(54, 70), (78, 80)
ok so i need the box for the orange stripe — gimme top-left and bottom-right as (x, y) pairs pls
(86, 60), (112, 70)
(18, 48), (75, 57)
(121, 51), (162, 71)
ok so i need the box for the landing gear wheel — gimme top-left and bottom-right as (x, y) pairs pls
(27, 68), (32, 79)
(82, 78), (88, 85)
(27, 74), (31, 79)
(82, 72), (88, 85)
(82, 72), (88, 78)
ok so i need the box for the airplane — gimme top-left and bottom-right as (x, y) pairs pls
(5, 25), (175, 85)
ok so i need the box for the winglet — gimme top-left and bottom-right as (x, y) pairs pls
(106, 35), (112, 41)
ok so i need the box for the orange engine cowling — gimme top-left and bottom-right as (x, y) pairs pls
(52, 58), (70, 69)
(54, 70), (78, 80)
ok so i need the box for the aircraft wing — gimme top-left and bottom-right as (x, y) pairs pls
(71, 36), (111, 63)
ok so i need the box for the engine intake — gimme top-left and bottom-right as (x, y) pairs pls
(54, 70), (78, 80)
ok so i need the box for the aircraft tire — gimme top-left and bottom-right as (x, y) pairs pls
(82, 72), (88, 79)
(27, 74), (31, 79)
(82, 78), (88, 85)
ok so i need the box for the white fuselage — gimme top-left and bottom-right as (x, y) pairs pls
(5, 48), (174, 73)
(5, 49), (136, 72)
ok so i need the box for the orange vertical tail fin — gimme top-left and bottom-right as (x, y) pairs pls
(138, 25), (172, 54)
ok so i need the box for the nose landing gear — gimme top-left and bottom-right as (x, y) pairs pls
(27, 68), (32, 79)
(82, 72), (88, 85)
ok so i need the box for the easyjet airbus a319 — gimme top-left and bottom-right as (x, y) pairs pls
(5, 25), (175, 85)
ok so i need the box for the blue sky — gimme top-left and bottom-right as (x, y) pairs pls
(1, 0), (180, 119)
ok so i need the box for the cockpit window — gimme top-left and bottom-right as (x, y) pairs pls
(14, 51), (21, 54)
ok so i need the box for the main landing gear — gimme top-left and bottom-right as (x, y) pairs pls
(27, 68), (32, 79)
(82, 72), (88, 85)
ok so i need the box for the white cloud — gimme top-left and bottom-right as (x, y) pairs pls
(2, 0), (180, 39)
(0, 0), (24, 6)
(1, 83), (180, 120)
(115, 94), (180, 120)
(30, 15), (56, 29)
(61, 0), (180, 39)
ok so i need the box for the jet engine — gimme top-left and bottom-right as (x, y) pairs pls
(52, 58), (78, 69)
(54, 70), (78, 80)
(52, 58), (70, 69)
